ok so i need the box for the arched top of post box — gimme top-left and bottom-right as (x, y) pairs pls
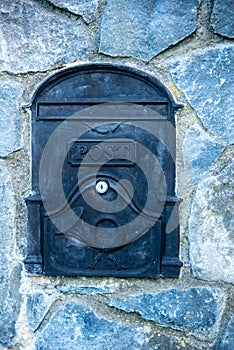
(31, 64), (182, 121)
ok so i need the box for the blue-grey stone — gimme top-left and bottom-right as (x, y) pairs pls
(0, 164), (21, 347)
(211, 0), (234, 38)
(109, 288), (221, 339)
(0, 0), (94, 73)
(26, 293), (54, 332)
(56, 285), (113, 295)
(183, 123), (224, 183)
(100, 0), (154, 61)
(189, 160), (234, 283)
(0, 303), (18, 347)
(0, 162), (15, 275)
(149, 0), (201, 58)
(48, 0), (99, 24)
(206, 162), (234, 234)
(35, 302), (150, 350)
(0, 81), (22, 157)
(213, 316), (234, 350)
(0, 264), (22, 348)
(99, 0), (201, 61)
(168, 46), (234, 145)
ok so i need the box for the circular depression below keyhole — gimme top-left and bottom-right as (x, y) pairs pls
(96, 180), (109, 194)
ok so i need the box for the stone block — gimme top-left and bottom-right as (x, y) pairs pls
(0, 81), (23, 157)
(55, 285), (113, 295)
(189, 160), (234, 283)
(168, 46), (234, 145)
(0, 163), (22, 347)
(214, 315), (234, 350)
(35, 301), (150, 349)
(183, 123), (224, 183)
(149, 0), (201, 58)
(26, 293), (55, 332)
(0, 162), (15, 290)
(99, 0), (201, 61)
(0, 0), (93, 73)
(108, 288), (224, 340)
(0, 163), (21, 347)
(48, 0), (99, 24)
(0, 265), (22, 348)
(211, 0), (234, 38)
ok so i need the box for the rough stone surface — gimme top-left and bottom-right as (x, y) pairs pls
(100, 0), (154, 61)
(0, 2), (233, 350)
(214, 315), (234, 350)
(0, 0), (93, 73)
(0, 265), (22, 348)
(0, 162), (15, 299)
(168, 46), (234, 145)
(211, 0), (234, 38)
(26, 293), (55, 332)
(0, 162), (21, 347)
(99, 0), (201, 61)
(108, 288), (224, 340)
(149, 0), (201, 58)
(183, 123), (224, 183)
(48, 0), (99, 24)
(35, 301), (150, 350)
(56, 285), (113, 295)
(189, 160), (234, 283)
(0, 81), (23, 157)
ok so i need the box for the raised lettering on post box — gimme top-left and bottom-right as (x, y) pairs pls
(68, 140), (137, 166)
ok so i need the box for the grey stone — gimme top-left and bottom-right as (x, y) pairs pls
(0, 265), (22, 348)
(0, 164), (22, 347)
(0, 0), (94, 73)
(214, 316), (234, 350)
(0, 163), (21, 347)
(183, 123), (224, 183)
(26, 293), (55, 332)
(189, 160), (234, 283)
(0, 304), (18, 347)
(99, 0), (201, 61)
(0, 162), (15, 292)
(48, 0), (99, 24)
(109, 288), (224, 340)
(0, 81), (23, 157)
(56, 285), (113, 295)
(148, 334), (211, 350)
(149, 0), (201, 58)
(168, 46), (234, 145)
(35, 301), (150, 350)
(211, 0), (234, 38)
(99, 0), (154, 61)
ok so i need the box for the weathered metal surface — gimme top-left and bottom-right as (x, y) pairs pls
(25, 64), (183, 277)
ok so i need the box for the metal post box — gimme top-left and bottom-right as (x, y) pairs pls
(25, 64), (183, 278)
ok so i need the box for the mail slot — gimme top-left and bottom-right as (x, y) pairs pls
(25, 64), (183, 278)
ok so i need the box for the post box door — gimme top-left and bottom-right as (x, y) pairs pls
(25, 64), (183, 278)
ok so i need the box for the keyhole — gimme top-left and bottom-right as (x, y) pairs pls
(96, 180), (108, 194)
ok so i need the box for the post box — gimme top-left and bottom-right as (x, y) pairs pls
(25, 64), (183, 278)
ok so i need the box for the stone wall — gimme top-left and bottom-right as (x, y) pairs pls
(0, 0), (233, 349)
